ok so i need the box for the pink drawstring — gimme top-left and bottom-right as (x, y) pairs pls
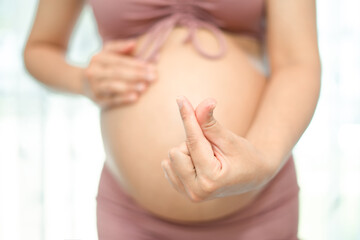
(134, 12), (227, 63)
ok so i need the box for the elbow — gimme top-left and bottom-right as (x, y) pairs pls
(318, 56), (323, 82)
(300, 56), (322, 82)
(309, 56), (322, 89)
(310, 53), (322, 81)
(301, 58), (322, 98)
(303, 57), (322, 105)
(271, 54), (322, 81)
(272, 57), (322, 100)
(306, 50), (322, 83)
(297, 56), (322, 87)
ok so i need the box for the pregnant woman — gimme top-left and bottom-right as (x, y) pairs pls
(23, 0), (321, 239)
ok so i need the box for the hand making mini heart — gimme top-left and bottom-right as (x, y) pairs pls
(161, 95), (273, 202)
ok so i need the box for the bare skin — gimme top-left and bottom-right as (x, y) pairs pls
(100, 28), (268, 222)
(23, 0), (321, 223)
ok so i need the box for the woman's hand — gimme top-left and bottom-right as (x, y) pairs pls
(161, 96), (274, 202)
(81, 39), (158, 110)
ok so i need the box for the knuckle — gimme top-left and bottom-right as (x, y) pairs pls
(115, 83), (128, 94)
(168, 148), (177, 160)
(180, 109), (188, 120)
(185, 137), (199, 150)
(198, 176), (216, 195)
(91, 53), (101, 63)
(161, 159), (167, 169)
(112, 67), (122, 76)
(201, 118), (218, 131)
(105, 68), (115, 78)
(179, 141), (189, 155)
(93, 94), (103, 104)
(125, 68), (141, 82)
(137, 69), (147, 81)
(126, 70), (138, 82)
(84, 68), (95, 80)
(132, 82), (145, 92)
(110, 68), (125, 81)
(93, 84), (105, 98)
(100, 83), (111, 93)
(114, 67), (128, 80)
(162, 159), (171, 171)
(93, 90), (103, 100)
(188, 191), (203, 203)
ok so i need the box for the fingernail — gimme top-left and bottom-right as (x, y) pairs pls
(176, 96), (184, 109)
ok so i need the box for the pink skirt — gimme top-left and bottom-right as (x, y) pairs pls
(96, 154), (300, 240)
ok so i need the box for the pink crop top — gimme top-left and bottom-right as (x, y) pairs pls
(87, 0), (266, 62)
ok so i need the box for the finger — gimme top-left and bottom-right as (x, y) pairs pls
(195, 98), (234, 149)
(168, 147), (196, 188)
(178, 141), (190, 156)
(91, 53), (157, 83)
(114, 65), (157, 83)
(176, 96), (214, 171)
(99, 92), (139, 109)
(103, 39), (137, 55)
(161, 159), (186, 194)
(84, 65), (106, 83)
(97, 80), (129, 96)
(97, 80), (148, 96)
(95, 52), (148, 70)
(102, 64), (156, 84)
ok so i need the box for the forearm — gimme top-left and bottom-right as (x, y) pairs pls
(23, 42), (85, 95)
(245, 64), (321, 178)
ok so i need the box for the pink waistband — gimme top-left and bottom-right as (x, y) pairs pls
(97, 153), (300, 226)
(134, 12), (227, 63)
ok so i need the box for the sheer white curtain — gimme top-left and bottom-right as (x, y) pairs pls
(0, 0), (359, 239)
(294, 0), (360, 239)
(0, 1), (103, 239)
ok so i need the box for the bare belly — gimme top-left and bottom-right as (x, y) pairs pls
(100, 27), (269, 223)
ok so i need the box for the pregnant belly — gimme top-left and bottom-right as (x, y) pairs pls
(100, 27), (268, 223)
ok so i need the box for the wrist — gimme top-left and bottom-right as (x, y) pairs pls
(252, 145), (277, 189)
(75, 66), (88, 97)
(242, 133), (280, 189)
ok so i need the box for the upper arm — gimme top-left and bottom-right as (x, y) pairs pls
(24, 0), (85, 51)
(265, 0), (321, 72)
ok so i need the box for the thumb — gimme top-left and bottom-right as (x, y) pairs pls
(195, 98), (233, 145)
(103, 39), (137, 55)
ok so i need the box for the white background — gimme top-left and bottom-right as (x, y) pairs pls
(0, 0), (359, 239)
